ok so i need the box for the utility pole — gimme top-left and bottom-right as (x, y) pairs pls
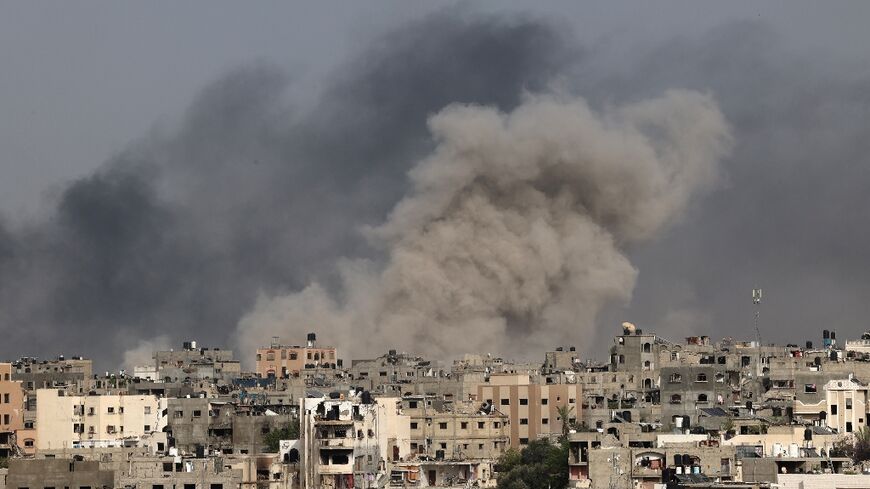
(752, 288), (764, 395)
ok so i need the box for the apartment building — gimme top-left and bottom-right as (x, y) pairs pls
(476, 373), (581, 447)
(1, 362), (26, 457)
(257, 333), (338, 378)
(36, 389), (162, 449)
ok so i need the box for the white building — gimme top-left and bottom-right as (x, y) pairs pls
(35, 389), (164, 450)
(301, 394), (411, 489)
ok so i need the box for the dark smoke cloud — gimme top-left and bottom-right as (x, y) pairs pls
(0, 11), (577, 369)
(1, 10), (868, 369)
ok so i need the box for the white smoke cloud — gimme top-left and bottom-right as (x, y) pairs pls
(122, 335), (172, 371)
(236, 90), (731, 361)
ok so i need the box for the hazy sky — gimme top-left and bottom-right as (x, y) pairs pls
(2, 2), (870, 368)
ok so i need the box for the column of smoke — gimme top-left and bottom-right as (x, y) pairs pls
(237, 89), (731, 359)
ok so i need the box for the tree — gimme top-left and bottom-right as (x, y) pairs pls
(854, 427), (870, 462)
(556, 405), (577, 437)
(263, 422), (300, 453)
(496, 439), (568, 489)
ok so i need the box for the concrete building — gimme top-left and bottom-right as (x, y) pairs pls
(35, 389), (162, 450)
(5, 458), (114, 489)
(0, 363), (25, 458)
(257, 333), (339, 379)
(476, 373), (581, 447)
(300, 394), (410, 489)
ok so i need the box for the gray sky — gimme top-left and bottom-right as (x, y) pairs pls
(2, 1), (870, 368)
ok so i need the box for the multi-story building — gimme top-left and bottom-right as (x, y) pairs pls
(35, 389), (163, 450)
(1, 362), (26, 457)
(476, 373), (581, 447)
(257, 333), (339, 379)
(300, 394), (410, 489)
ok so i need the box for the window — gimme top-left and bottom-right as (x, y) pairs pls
(408, 401), (418, 408)
(144, 425), (151, 432)
(107, 407), (114, 414)
(379, 372), (387, 377)
(697, 394), (708, 403)
(174, 410), (184, 418)
(670, 373), (682, 383)
(290, 352), (298, 360)
(267, 353), (275, 361)
(439, 422), (448, 430)
(3, 414), (9, 424)
(193, 410), (202, 418)
(831, 405), (838, 415)
(210, 485), (224, 489)
(846, 399), (853, 410)
(461, 422), (468, 429)
(519, 398), (528, 405)
(256, 354), (262, 361)
(478, 422), (484, 429)
(643, 343), (651, 353)
(2, 393), (8, 403)
(847, 422), (853, 433)
(520, 418), (528, 425)
(519, 438), (529, 445)
(670, 394), (682, 404)
(280, 350), (287, 359)
(697, 373), (707, 382)
(542, 418), (549, 425)
(24, 439), (34, 447)
(619, 355), (625, 364)
(410, 422), (418, 429)
(805, 384), (817, 393)
(479, 443), (484, 450)
(569, 398), (576, 404)
(541, 398), (548, 405)
(144, 406), (151, 415)
(494, 422), (501, 428)
(307, 352), (312, 360)
(500, 399), (510, 406)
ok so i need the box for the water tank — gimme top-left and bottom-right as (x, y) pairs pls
(823, 330), (830, 339)
(806, 341), (813, 349)
(307, 333), (317, 348)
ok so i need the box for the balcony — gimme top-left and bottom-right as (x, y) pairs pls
(320, 438), (354, 448)
(318, 463), (354, 475)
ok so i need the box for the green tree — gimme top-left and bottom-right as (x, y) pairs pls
(263, 422), (300, 453)
(854, 427), (870, 462)
(496, 439), (568, 489)
(556, 405), (577, 437)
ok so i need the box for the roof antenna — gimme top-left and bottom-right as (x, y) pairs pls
(753, 288), (763, 376)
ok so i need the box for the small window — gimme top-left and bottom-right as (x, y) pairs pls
(542, 418), (549, 425)
(193, 410), (202, 418)
(519, 438), (529, 445)
(846, 399), (853, 410)
(670, 373), (682, 383)
(500, 399), (510, 406)
(697, 373), (708, 382)
(144, 406), (151, 415)
(410, 422), (418, 429)
(831, 405), (838, 415)
(520, 418), (528, 425)
(144, 425), (151, 432)
(439, 422), (447, 430)
(478, 422), (484, 429)
(460, 422), (468, 429)
(670, 394), (682, 404)
(174, 410), (184, 418)
(698, 394), (708, 403)
(494, 422), (501, 428)
(519, 398), (528, 405)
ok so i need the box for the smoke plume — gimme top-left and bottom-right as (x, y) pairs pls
(237, 90), (731, 358)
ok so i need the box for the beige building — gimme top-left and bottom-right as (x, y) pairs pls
(793, 377), (868, 434)
(1, 363), (26, 457)
(476, 373), (581, 448)
(36, 389), (162, 450)
(402, 396), (509, 461)
(256, 333), (338, 378)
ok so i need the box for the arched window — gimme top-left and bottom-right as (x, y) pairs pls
(644, 378), (653, 389)
(643, 361), (651, 370)
(643, 343), (652, 353)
